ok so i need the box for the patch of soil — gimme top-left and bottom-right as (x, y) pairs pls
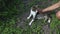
(42, 24), (50, 34)
(15, 12), (56, 34)
(15, 12), (29, 29)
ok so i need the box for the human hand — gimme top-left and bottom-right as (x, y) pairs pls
(37, 8), (43, 14)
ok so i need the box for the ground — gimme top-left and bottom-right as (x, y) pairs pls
(0, 0), (60, 34)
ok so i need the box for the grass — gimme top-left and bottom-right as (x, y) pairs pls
(0, 0), (60, 34)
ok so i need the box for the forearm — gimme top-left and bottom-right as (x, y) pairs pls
(42, 1), (60, 12)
